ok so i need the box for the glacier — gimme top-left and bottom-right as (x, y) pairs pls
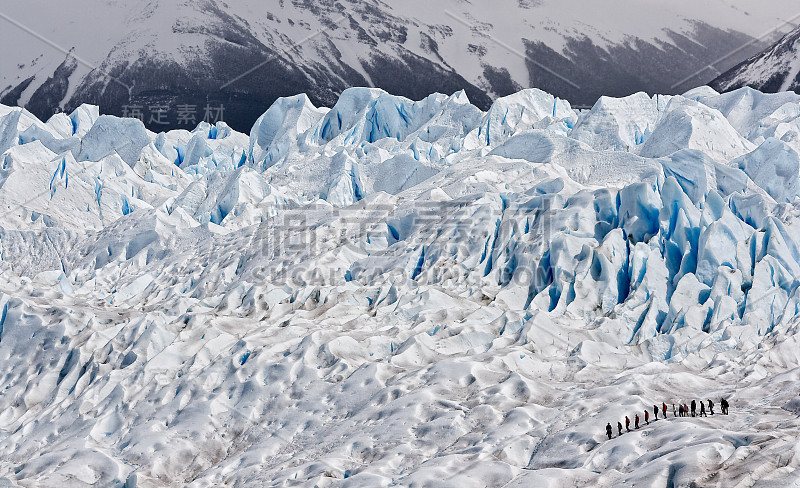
(0, 86), (800, 486)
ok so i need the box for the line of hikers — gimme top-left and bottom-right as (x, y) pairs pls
(605, 398), (730, 439)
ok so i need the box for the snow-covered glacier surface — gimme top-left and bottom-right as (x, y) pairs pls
(1, 85), (800, 487)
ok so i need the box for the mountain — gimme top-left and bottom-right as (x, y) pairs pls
(1, 0), (796, 131)
(1, 84), (800, 486)
(711, 25), (800, 94)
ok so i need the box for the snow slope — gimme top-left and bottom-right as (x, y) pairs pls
(1, 0), (796, 131)
(712, 25), (800, 95)
(1, 85), (800, 486)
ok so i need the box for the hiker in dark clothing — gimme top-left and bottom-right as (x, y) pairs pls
(678, 404), (684, 417)
(721, 398), (729, 415)
(708, 399), (714, 415)
(606, 423), (613, 440)
(700, 402), (707, 417)
(691, 400), (697, 417)
(618, 421), (623, 436)
(663, 403), (668, 419)
(626, 416), (631, 432)
(635, 414), (640, 429)
(644, 410), (650, 425)
(653, 405), (659, 420)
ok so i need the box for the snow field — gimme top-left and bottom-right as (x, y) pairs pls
(0, 85), (799, 486)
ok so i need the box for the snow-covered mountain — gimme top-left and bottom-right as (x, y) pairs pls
(1, 83), (800, 486)
(1, 0), (796, 131)
(712, 25), (800, 95)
